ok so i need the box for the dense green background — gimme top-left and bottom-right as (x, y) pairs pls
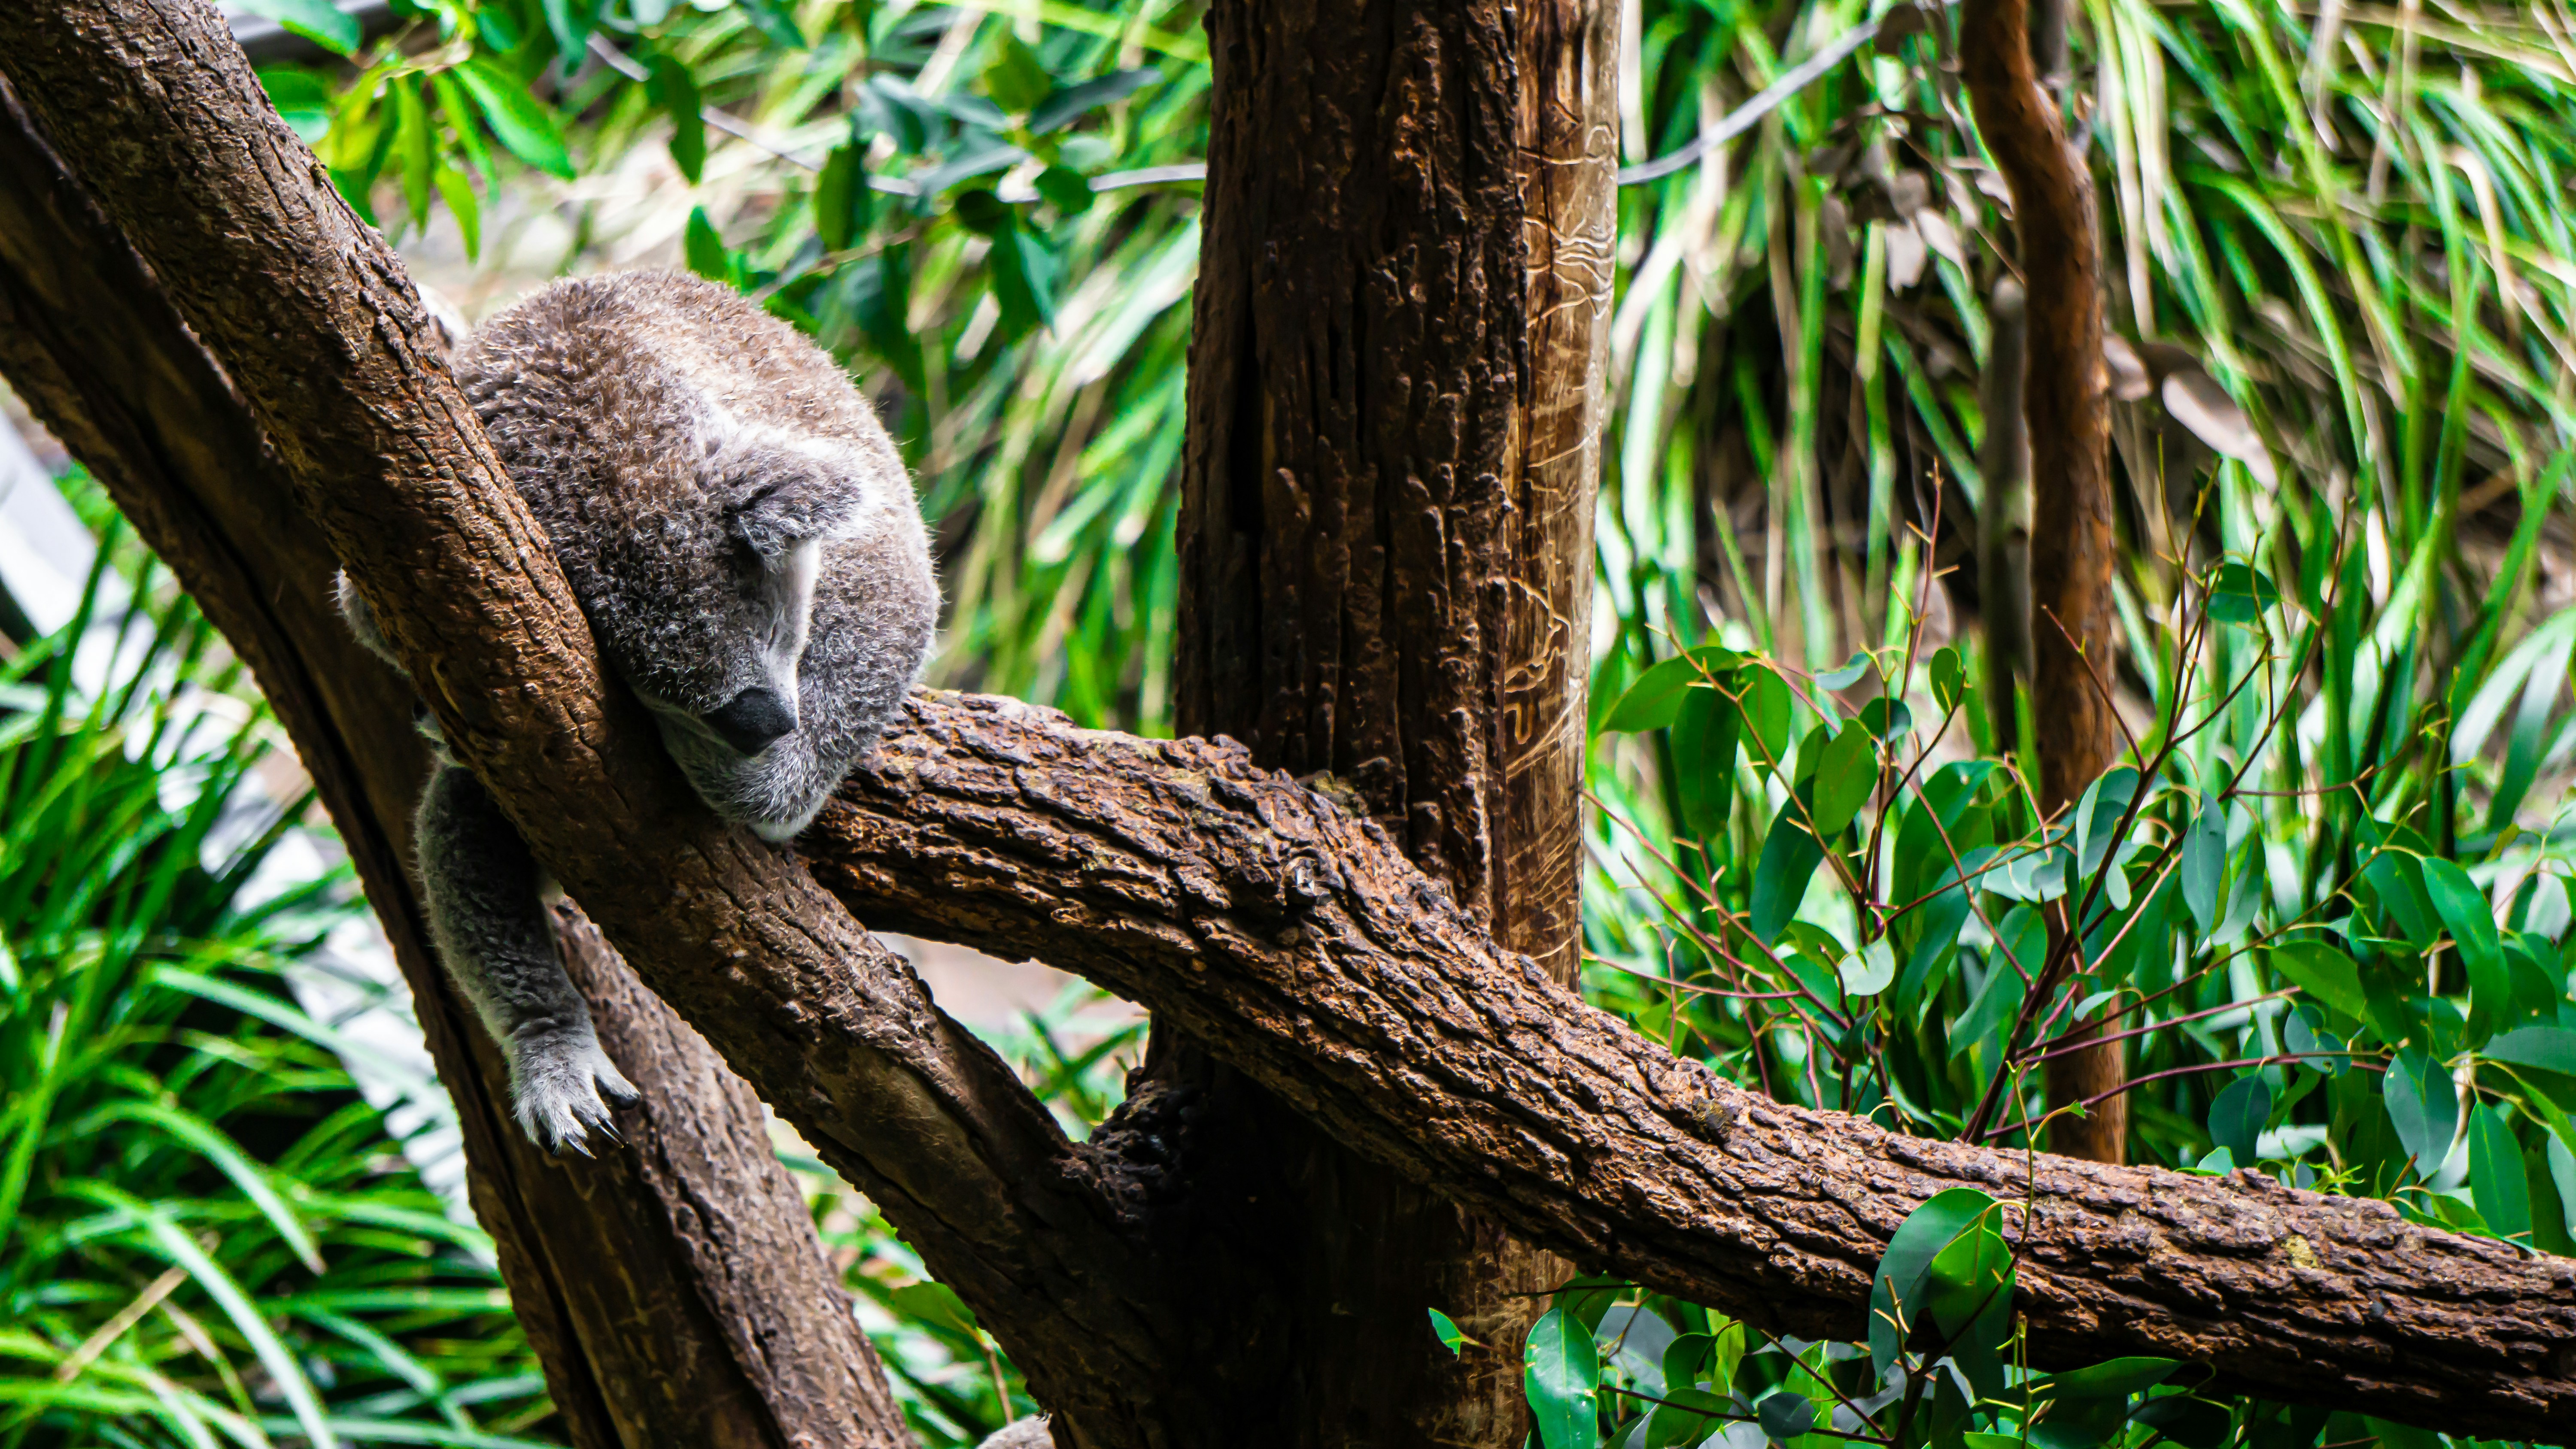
(4, 0), (2572, 1443)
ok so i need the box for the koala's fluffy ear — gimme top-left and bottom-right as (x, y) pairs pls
(711, 444), (866, 560)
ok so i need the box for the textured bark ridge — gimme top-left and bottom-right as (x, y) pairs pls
(1961, 0), (2126, 1165)
(817, 694), (2576, 1440)
(1170, 0), (1616, 1436)
(0, 67), (908, 1449)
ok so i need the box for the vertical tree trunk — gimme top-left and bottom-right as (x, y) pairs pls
(0, 74), (912, 1449)
(1959, 0), (2126, 1164)
(1170, 0), (1614, 1437)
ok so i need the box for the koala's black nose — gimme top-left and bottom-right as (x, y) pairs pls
(705, 686), (796, 755)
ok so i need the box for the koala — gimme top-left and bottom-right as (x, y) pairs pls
(339, 270), (939, 1152)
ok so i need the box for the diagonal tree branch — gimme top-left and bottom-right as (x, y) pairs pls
(811, 694), (2576, 1439)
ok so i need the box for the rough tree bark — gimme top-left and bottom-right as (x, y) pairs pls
(9, 3), (2576, 1447)
(0, 73), (911, 1449)
(1163, 0), (1615, 1435)
(1960, 0), (2128, 1165)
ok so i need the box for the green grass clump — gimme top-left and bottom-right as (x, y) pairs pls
(0, 528), (554, 1449)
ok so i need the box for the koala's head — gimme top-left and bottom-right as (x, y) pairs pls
(461, 270), (938, 845)
(564, 430), (925, 843)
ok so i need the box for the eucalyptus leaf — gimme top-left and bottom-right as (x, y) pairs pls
(2469, 1106), (2532, 1242)
(1524, 1308), (1601, 1449)
(2385, 1047), (2460, 1179)
(2208, 1074), (2270, 1163)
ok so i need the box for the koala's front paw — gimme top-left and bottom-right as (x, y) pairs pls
(504, 1025), (643, 1154)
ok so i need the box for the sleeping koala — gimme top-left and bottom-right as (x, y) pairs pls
(339, 270), (939, 1152)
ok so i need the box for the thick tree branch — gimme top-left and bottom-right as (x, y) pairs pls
(0, 66), (910, 1449)
(814, 694), (2576, 1440)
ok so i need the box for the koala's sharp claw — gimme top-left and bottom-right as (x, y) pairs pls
(506, 1028), (640, 1154)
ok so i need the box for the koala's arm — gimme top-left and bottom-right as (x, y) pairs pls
(337, 571), (638, 1151)
(416, 764), (639, 1150)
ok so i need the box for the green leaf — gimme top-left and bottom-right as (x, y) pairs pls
(434, 167), (480, 260)
(2208, 1074), (2270, 1163)
(1930, 645), (1967, 714)
(2073, 766), (2139, 880)
(1603, 649), (1739, 732)
(735, 0), (808, 48)
(451, 60), (576, 179)
(2362, 850), (2437, 949)
(2422, 857), (2508, 1035)
(2469, 1106), (2532, 1242)
(1857, 696), (1912, 742)
(683, 206), (732, 283)
(2135, 1397), (2234, 1449)
(1891, 761), (1995, 907)
(2385, 1046), (2459, 1178)
(1951, 907), (2040, 1067)
(2484, 1025), (2576, 1076)
(1672, 680), (1743, 846)
(1922, 1217), (2012, 1340)
(234, 0), (360, 55)
(984, 33), (1054, 114)
(2269, 941), (2366, 1022)
(257, 66), (335, 141)
(1036, 163), (1094, 215)
(539, 0), (599, 64)
(1742, 667), (1794, 770)
(2027, 1357), (2179, 1402)
(1867, 1186), (1995, 1376)
(2181, 802), (2226, 935)
(1754, 1391), (1815, 1441)
(887, 1279), (978, 1331)
(988, 223), (1060, 334)
(815, 143), (871, 252)
(1840, 937), (1896, 998)
(1522, 1308), (1600, 1449)
(2207, 561), (2281, 626)
(1427, 1307), (1467, 1357)
(1816, 651), (1871, 690)
(1749, 797), (1826, 945)
(76, 1182), (341, 1449)
(2284, 1006), (2348, 1078)
(1644, 1387), (1731, 1449)
(1810, 724), (1877, 839)
(644, 52), (706, 184)
(392, 76), (433, 228)
(1030, 67), (1159, 133)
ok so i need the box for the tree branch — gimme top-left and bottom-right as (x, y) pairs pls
(813, 693), (2576, 1440)
(1961, 0), (2128, 1166)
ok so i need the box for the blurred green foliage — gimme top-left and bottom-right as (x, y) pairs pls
(0, 524), (556, 1447)
(70, 0), (2576, 1442)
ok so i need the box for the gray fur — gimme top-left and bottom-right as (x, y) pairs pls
(342, 270), (939, 1151)
(975, 1419), (1053, 1449)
